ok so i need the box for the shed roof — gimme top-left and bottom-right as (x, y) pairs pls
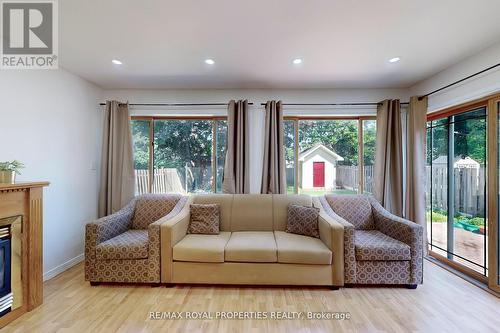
(298, 143), (344, 162)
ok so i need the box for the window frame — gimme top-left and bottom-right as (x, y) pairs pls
(283, 115), (376, 194)
(131, 115), (227, 194)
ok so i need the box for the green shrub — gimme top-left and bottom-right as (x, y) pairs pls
(427, 210), (447, 222)
(468, 217), (485, 227)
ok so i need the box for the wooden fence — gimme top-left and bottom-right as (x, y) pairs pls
(426, 165), (485, 217)
(136, 165), (484, 217)
(135, 168), (185, 195)
(335, 165), (486, 217)
(336, 165), (374, 193)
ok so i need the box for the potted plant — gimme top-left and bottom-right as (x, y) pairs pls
(0, 160), (25, 183)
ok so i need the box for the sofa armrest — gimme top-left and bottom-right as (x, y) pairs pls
(313, 197), (344, 286)
(85, 199), (136, 248)
(370, 197), (424, 284)
(160, 196), (193, 283)
(149, 196), (189, 257)
(316, 196), (357, 284)
(84, 198), (136, 281)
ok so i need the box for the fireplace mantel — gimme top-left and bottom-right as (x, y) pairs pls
(0, 181), (49, 328)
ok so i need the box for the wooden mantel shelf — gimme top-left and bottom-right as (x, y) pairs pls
(0, 182), (50, 191)
(0, 181), (49, 328)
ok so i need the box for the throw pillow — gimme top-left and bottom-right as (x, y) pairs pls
(285, 204), (320, 238)
(188, 204), (220, 234)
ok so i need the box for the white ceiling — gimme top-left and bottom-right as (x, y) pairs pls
(59, 0), (500, 89)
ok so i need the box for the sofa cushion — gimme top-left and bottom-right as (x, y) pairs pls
(225, 231), (277, 262)
(285, 204), (320, 238)
(132, 194), (181, 229)
(173, 232), (231, 263)
(231, 195), (274, 231)
(96, 230), (148, 260)
(274, 231), (332, 265)
(354, 230), (411, 261)
(325, 194), (375, 230)
(188, 204), (220, 234)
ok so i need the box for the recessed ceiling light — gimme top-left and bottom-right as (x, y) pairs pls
(111, 59), (123, 65)
(389, 57), (400, 63)
(205, 59), (215, 65)
(292, 58), (303, 65)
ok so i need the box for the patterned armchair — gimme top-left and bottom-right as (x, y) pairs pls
(85, 194), (187, 284)
(319, 194), (423, 288)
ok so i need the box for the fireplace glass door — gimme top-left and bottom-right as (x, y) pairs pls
(0, 216), (23, 317)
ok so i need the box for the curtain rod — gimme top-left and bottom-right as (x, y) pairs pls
(260, 102), (409, 106)
(98, 102), (254, 106)
(418, 62), (500, 100)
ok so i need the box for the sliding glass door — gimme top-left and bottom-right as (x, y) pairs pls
(427, 107), (488, 276)
(427, 94), (500, 291)
(492, 99), (500, 292)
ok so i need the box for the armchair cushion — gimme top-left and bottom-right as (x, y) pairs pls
(95, 230), (149, 260)
(355, 230), (411, 261)
(132, 194), (181, 229)
(325, 194), (375, 230)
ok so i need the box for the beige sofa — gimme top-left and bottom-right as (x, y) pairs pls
(160, 194), (344, 288)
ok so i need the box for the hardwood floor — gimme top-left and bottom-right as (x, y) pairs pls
(3, 260), (500, 333)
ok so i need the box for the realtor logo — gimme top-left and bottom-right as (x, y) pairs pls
(1, 0), (58, 69)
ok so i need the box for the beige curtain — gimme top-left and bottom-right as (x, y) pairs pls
(406, 96), (428, 250)
(374, 99), (403, 216)
(261, 101), (286, 194)
(98, 101), (135, 217)
(223, 100), (250, 194)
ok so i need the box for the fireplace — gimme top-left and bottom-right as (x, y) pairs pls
(0, 216), (22, 318)
(0, 181), (48, 327)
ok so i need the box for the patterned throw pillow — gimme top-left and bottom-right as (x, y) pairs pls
(285, 204), (320, 238)
(188, 204), (220, 234)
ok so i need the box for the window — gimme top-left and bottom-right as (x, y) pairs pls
(426, 107), (487, 275)
(131, 117), (227, 194)
(362, 119), (376, 194)
(131, 120), (151, 195)
(284, 120), (297, 194)
(284, 117), (375, 196)
(215, 120), (227, 193)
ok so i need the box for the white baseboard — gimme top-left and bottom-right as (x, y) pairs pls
(43, 253), (84, 281)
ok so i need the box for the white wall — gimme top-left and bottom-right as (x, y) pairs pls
(0, 69), (102, 280)
(410, 41), (500, 112)
(103, 88), (408, 192)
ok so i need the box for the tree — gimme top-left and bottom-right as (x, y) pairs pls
(131, 120), (150, 170)
(427, 116), (486, 165)
(298, 120), (360, 166)
(154, 120), (213, 192)
(131, 119), (219, 192)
